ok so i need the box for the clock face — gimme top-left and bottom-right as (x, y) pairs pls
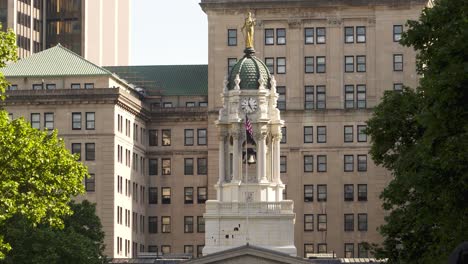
(241, 97), (258, 113)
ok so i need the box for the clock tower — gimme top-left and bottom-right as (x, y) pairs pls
(203, 13), (296, 256)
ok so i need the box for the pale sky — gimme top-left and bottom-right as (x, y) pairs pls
(131, 0), (208, 65)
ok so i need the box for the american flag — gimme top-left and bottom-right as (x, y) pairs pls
(245, 115), (253, 138)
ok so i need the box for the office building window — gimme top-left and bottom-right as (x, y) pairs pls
(304, 185), (313, 202)
(280, 127), (287, 144)
(72, 112), (81, 130)
(161, 245), (171, 255)
(265, 57), (274, 74)
(344, 155), (354, 172)
(344, 214), (354, 231)
(198, 187), (207, 204)
(32, 84), (42, 90)
(149, 159), (158, 176)
(276, 28), (286, 44)
(344, 126), (353, 142)
(345, 85), (355, 109)
(304, 155), (313, 172)
(228, 58), (237, 75)
(85, 112), (95, 130)
(280, 156), (287, 173)
(344, 184), (354, 201)
(71, 143), (81, 161)
(345, 27), (354, 43)
(197, 245), (204, 257)
(149, 187), (158, 204)
(358, 125), (367, 142)
(84, 83), (94, 89)
(304, 214), (314, 231)
(161, 216), (171, 233)
(162, 129), (171, 146)
(197, 216), (205, 233)
(358, 214), (368, 231)
(393, 25), (403, 42)
(184, 245), (194, 257)
(356, 26), (366, 43)
(358, 155), (367, 171)
(316, 56), (326, 73)
(184, 158), (194, 175)
(345, 243), (355, 258)
(199, 102), (208, 107)
(44, 113), (54, 130)
(317, 185), (327, 202)
(305, 86), (314, 109)
(71, 83), (80, 89)
(277, 86), (286, 110)
(316, 86), (326, 109)
(85, 173), (95, 192)
(163, 102), (172, 108)
(305, 56), (314, 73)
(46, 84), (55, 90)
(228, 29), (237, 46)
(162, 158), (171, 175)
(148, 216), (157, 233)
(358, 243), (369, 258)
(318, 214), (327, 231)
(197, 158), (207, 175)
(394, 83), (403, 91)
(162, 187), (171, 204)
(358, 184), (368, 201)
(305, 27), (314, 44)
(184, 216), (194, 233)
(345, 56), (354, 72)
(317, 155), (327, 172)
(283, 186), (287, 200)
(8, 84), (17, 90)
(304, 244), (314, 257)
(184, 129), (194, 146)
(394, 54), (403, 71)
(357, 85), (367, 108)
(85, 143), (95, 161)
(317, 126), (326, 143)
(277, 57), (286, 74)
(316, 27), (326, 44)
(185, 187), (194, 204)
(304, 126), (313, 143)
(265, 28), (274, 45)
(198, 129), (207, 145)
(356, 55), (366, 72)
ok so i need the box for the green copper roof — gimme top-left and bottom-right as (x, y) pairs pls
(1, 44), (112, 77)
(105, 65), (208, 96)
(228, 51), (271, 90)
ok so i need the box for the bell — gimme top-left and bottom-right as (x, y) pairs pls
(247, 153), (256, 164)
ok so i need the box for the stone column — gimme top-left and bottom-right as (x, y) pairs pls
(256, 132), (268, 183)
(272, 134), (282, 184)
(231, 130), (240, 183)
(218, 134), (225, 184)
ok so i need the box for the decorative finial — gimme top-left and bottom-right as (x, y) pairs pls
(258, 77), (265, 90)
(234, 74), (241, 90)
(270, 75), (277, 93)
(241, 12), (256, 56)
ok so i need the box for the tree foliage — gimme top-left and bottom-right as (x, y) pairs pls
(0, 200), (107, 264)
(366, 0), (468, 263)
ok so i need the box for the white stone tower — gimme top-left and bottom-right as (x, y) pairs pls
(203, 20), (296, 255)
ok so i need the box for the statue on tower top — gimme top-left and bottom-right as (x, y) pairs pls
(241, 12), (256, 50)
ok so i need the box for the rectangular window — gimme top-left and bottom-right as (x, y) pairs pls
(184, 245), (194, 257)
(8, 85), (17, 90)
(228, 58), (237, 75)
(317, 126), (326, 143)
(356, 26), (366, 43)
(304, 185), (313, 202)
(46, 84), (55, 90)
(198, 187), (207, 204)
(357, 85), (367, 108)
(316, 27), (326, 44)
(358, 213), (368, 231)
(162, 129), (171, 146)
(305, 56), (314, 73)
(197, 245), (204, 257)
(197, 216), (205, 233)
(394, 54), (403, 71)
(304, 126), (313, 143)
(162, 158), (171, 175)
(304, 155), (313, 172)
(356, 55), (366, 72)
(85, 173), (95, 192)
(280, 127), (287, 144)
(85, 112), (95, 130)
(197, 129), (207, 145)
(304, 244), (314, 258)
(276, 57), (286, 74)
(316, 86), (326, 109)
(149, 159), (158, 176)
(344, 155), (354, 172)
(280, 156), (287, 173)
(345, 85), (355, 109)
(393, 25), (403, 42)
(277, 86), (286, 110)
(163, 102), (172, 108)
(161, 216), (171, 233)
(318, 214), (327, 231)
(148, 216), (157, 233)
(228, 29), (237, 46)
(345, 243), (355, 258)
(305, 27), (314, 44)
(199, 102), (208, 107)
(265, 29), (274, 45)
(44, 112), (54, 130)
(149, 130), (158, 146)
(316, 56), (326, 73)
(276, 28), (286, 44)
(72, 112), (81, 130)
(71, 143), (81, 161)
(84, 83), (94, 89)
(149, 187), (158, 204)
(317, 185), (327, 202)
(148, 245), (158, 253)
(162, 187), (171, 204)
(305, 86), (314, 109)
(344, 214), (354, 231)
(304, 214), (314, 231)
(344, 126), (353, 142)
(185, 187), (194, 204)
(357, 125), (367, 142)
(71, 83), (80, 89)
(184, 129), (194, 146)
(358, 155), (367, 172)
(317, 155), (327, 172)
(345, 27), (354, 43)
(184, 216), (194, 233)
(394, 83), (403, 92)
(344, 184), (354, 201)
(184, 158), (194, 175)
(358, 184), (368, 201)
(85, 143), (95, 161)
(197, 158), (207, 175)
(345, 56), (354, 72)
(358, 243), (369, 258)
(32, 84), (42, 90)
(265, 57), (274, 74)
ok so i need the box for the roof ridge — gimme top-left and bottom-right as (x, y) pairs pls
(53, 44), (114, 75)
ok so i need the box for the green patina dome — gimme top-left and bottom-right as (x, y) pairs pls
(227, 50), (271, 90)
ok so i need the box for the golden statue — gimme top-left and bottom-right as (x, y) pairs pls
(241, 12), (256, 49)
